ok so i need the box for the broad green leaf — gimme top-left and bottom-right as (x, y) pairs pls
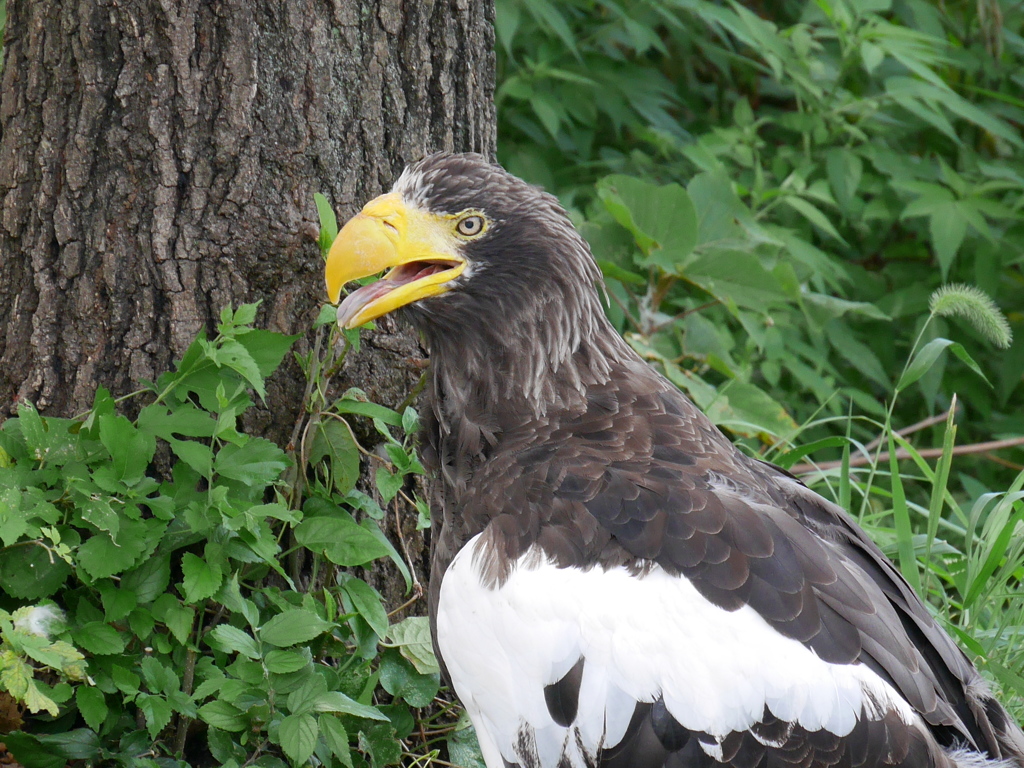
(309, 419), (361, 495)
(0, 543), (71, 599)
(214, 438), (289, 486)
(208, 625), (261, 659)
(929, 203), (968, 278)
(294, 514), (392, 567)
(264, 649), (310, 674)
(259, 608), (333, 647)
(598, 175), (698, 268)
(73, 622), (125, 655)
(75, 687), (108, 731)
(181, 553), (222, 603)
(98, 414), (156, 486)
(378, 648), (440, 708)
(313, 691), (389, 720)
(279, 713), (318, 765)
(320, 715), (354, 767)
(387, 616), (440, 675)
(121, 554), (171, 603)
(137, 693), (173, 739)
(342, 578), (388, 640)
(198, 700), (248, 732)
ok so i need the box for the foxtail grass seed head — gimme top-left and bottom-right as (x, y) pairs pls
(929, 284), (1012, 349)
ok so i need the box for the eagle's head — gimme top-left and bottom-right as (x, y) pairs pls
(326, 153), (604, 337)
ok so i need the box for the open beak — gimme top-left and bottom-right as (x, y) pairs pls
(325, 193), (466, 328)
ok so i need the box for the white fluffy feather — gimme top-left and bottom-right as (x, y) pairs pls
(437, 535), (923, 768)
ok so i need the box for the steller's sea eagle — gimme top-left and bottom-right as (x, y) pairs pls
(324, 152), (1024, 768)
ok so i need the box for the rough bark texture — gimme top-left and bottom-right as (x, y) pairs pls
(0, 0), (494, 415)
(0, 0), (495, 606)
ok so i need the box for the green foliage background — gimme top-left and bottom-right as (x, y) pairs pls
(2, 1), (1024, 767)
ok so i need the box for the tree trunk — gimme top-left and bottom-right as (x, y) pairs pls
(0, 0), (495, 420)
(0, 0), (495, 613)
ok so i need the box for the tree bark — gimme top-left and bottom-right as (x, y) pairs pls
(0, 0), (495, 616)
(0, 0), (495, 421)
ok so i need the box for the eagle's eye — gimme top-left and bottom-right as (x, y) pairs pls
(456, 214), (486, 237)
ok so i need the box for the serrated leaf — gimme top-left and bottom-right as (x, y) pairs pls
(75, 687), (108, 731)
(181, 553), (222, 602)
(310, 419), (361, 495)
(98, 414), (155, 486)
(342, 578), (388, 640)
(73, 622), (125, 655)
(294, 515), (392, 566)
(121, 554), (171, 603)
(313, 691), (388, 720)
(198, 700), (248, 732)
(279, 712), (318, 765)
(138, 693), (173, 739)
(320, 715), (353, 767)
(208, 625), (261, 659)
(264, 649), (310, 674)
(0, 543), (71, 599)
(387, 616), (440, 675)
(214, 438), (289, 486)
(259, 609), (332, 647)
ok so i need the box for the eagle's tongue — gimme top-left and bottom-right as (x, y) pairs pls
(336, 279), (397, 327)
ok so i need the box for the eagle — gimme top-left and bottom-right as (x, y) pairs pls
(324, 152), (1024, 768)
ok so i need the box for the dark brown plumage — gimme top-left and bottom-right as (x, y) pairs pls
(326, 153), (1024, 768)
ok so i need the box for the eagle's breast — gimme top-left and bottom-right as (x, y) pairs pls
(437, 532), (934, 768)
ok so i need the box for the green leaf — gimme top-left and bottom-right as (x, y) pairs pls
(75, 687), (108, 731)
(259, 608), (333, 647)
(313, 691), (388, 720)
(378, 648), (440, 708)
(342, 578), (388, 640)
(448, 713), (486, 768)
(315, 192), (339, 255)
(598, 175), (698, 268)
(781, 196), (847, 245)
(235, 329), (301, 379)
(181, 552), (222, 602)
(309, 419), (361, 496)
(0, 543), (71, 599)
(138, 692), (173, 739)
(294, 514), (392, 566)
(279, 713), (318, 766)
(375, 466), (403, 504)
(208, 624), (261, 659)
(198, 700), (249, 732)
(264, 649), (310, 674)
(929, 204), (968, 278)
(387, 616), (440, 675)
(681, 250), (787, 311)
(73, 622), (126, 655)
(320, 715), (353, 767)
(358, 722), (402, 768)
(121, 554), (171, 603)
(214, 438), (289, 486)
(334, 397), (404, 427)
(98, 414), (156, 486)
(898, 338), (988, 391)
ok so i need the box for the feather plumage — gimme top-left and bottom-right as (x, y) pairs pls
(338, 153), (1024, 768)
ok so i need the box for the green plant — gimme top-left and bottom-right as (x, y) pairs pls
(0, 301), (444, 768)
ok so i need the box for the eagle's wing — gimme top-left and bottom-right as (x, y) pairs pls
(436, 374), (1024, 768)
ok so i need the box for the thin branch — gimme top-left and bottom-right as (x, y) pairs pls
(792, 436), (1024, 475)
(863, 404), (961, 452)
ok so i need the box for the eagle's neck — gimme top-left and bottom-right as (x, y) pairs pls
(419, 283), (633, 492)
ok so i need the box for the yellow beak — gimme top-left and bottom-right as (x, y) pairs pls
(325, 193), (467, 329)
